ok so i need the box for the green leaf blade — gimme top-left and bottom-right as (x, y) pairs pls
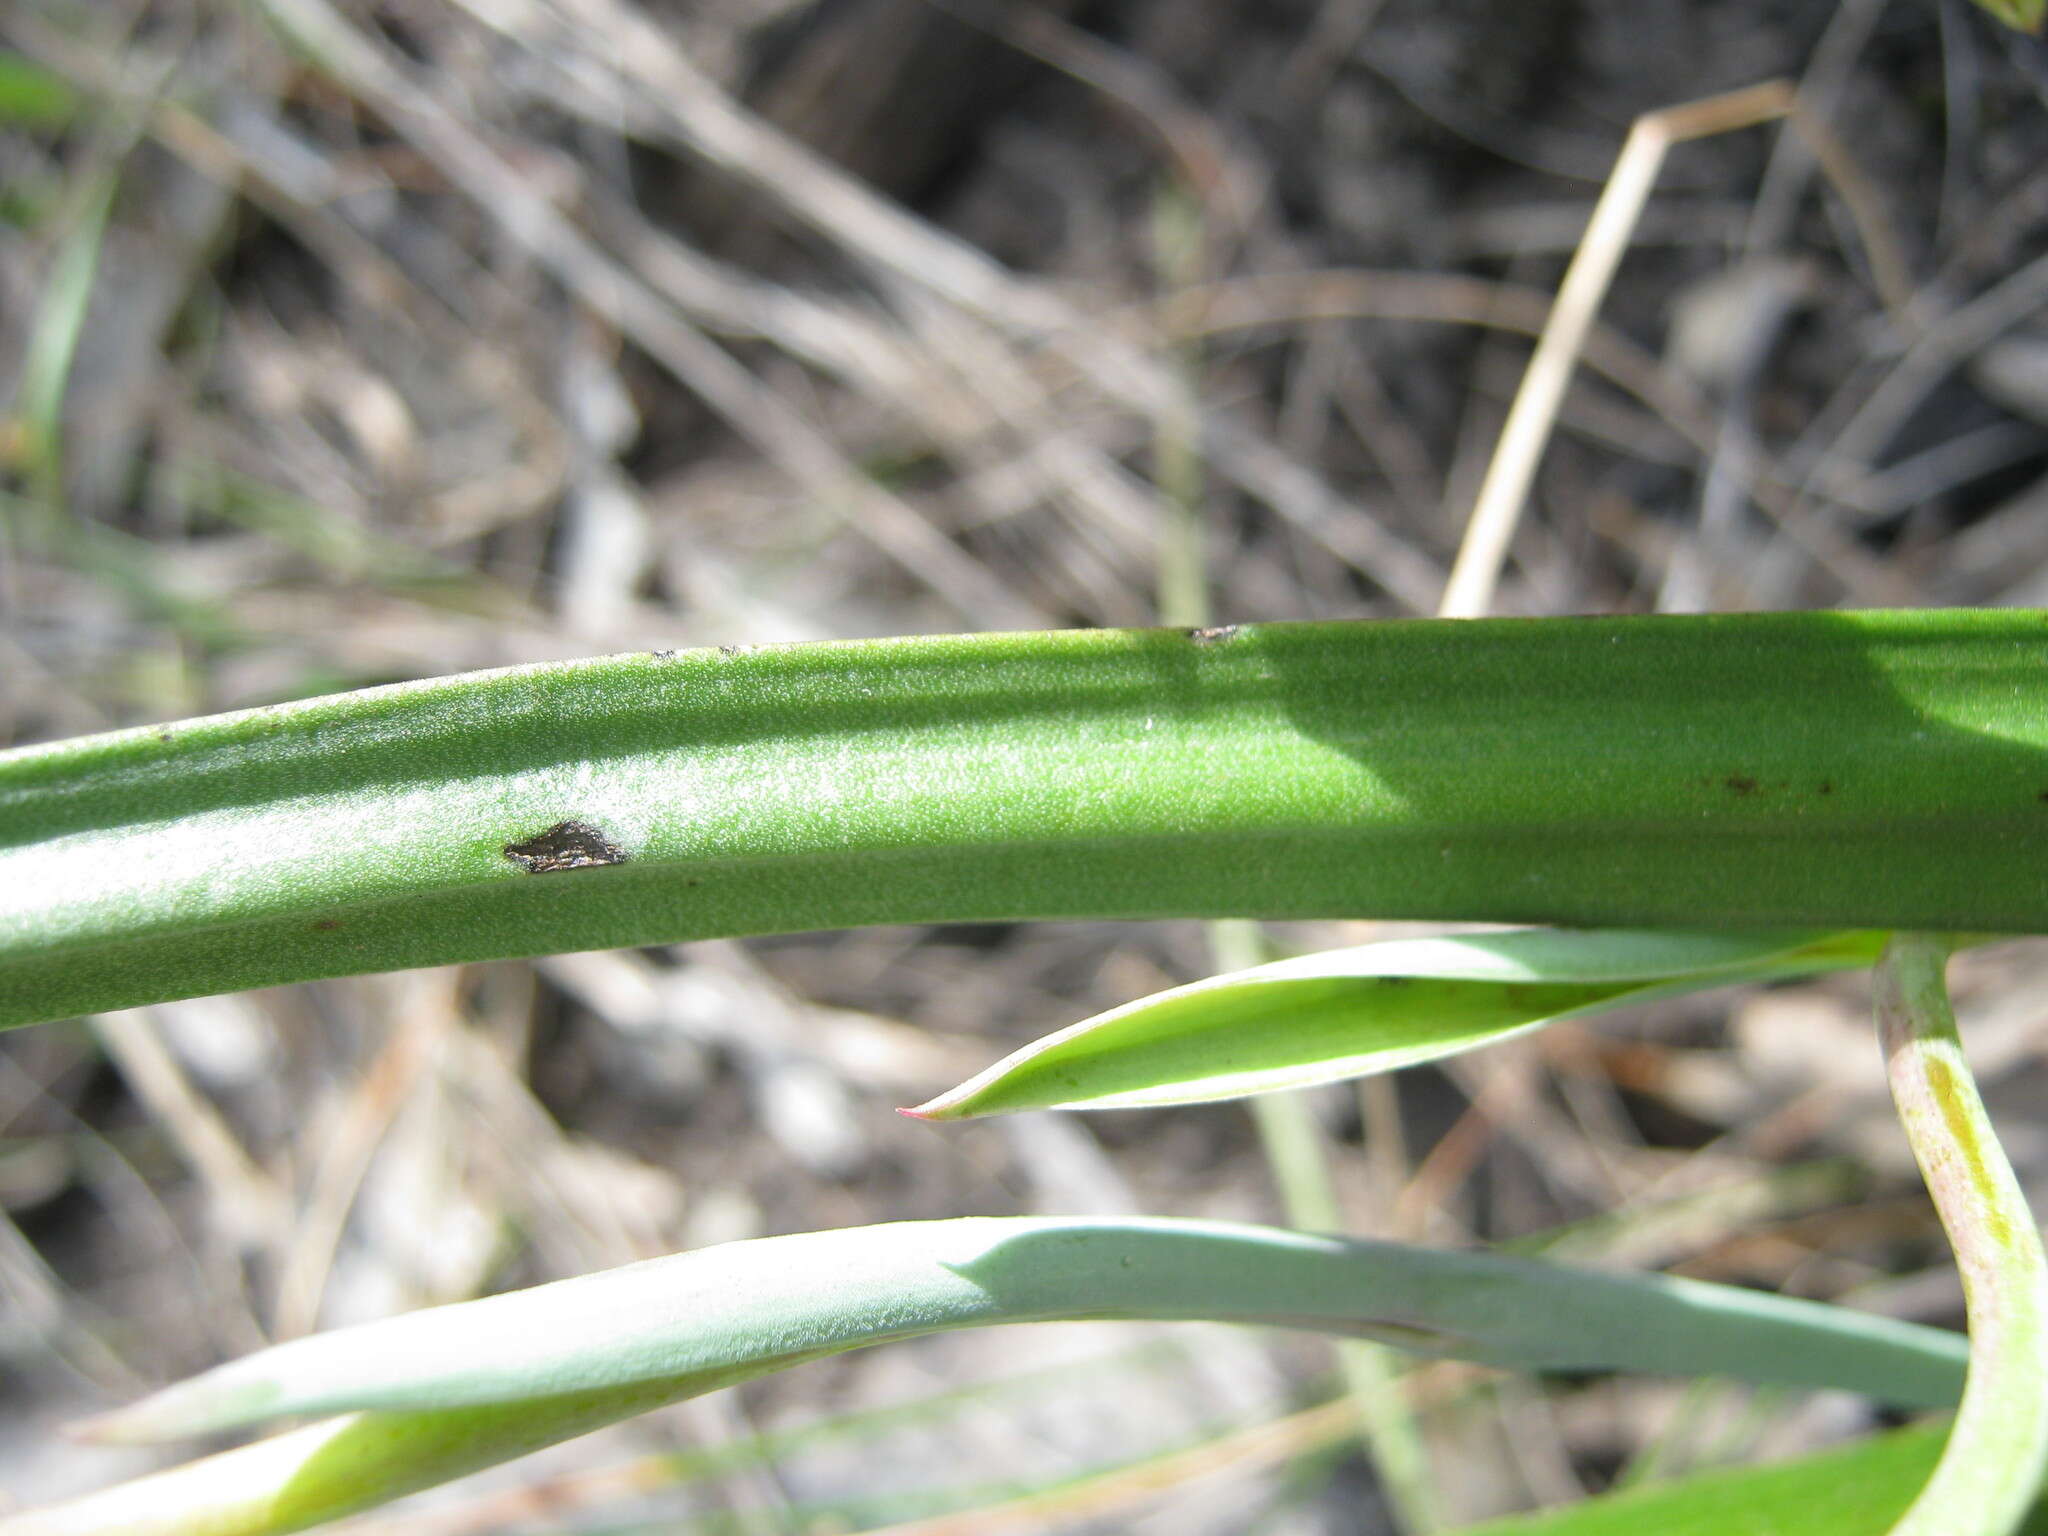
(6, 610), (2048, 1028)
(1450, 1422), (1996, 1536)
(19, 1214), (1972, 1535)
(81, 1215), (1966, 1445)
(0, 1387), (700, 1536)
(910, 928), (1886, 1117)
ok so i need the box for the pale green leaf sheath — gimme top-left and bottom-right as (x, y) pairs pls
(12, 1216), (1966, 1536)
(912, 927), (1886, 1116)
(1876, 937), (2048, 1536)
(5, 610), (2048, 1029)
(84, 1217), (1970, 1440)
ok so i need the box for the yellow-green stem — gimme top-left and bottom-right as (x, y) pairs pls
(1875, 934), (2048, 1536)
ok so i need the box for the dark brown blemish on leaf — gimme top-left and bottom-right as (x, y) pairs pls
(1725, 774), (1759, 795)
(504, 821), (630, 874)
(156, 729), (174, 744)
(1818, 781), (1834, 795)
(312, 918), (342, 932)
(1187, 625), (1241, 645)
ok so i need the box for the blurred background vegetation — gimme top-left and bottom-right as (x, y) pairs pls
(4, 1), (2048, 1531)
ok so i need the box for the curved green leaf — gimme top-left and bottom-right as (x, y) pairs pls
(909, 927), (1886, 1117)
(16, 1216), (1967, 1535)
(83, 1216), (1965, 1445)
(0, 1389), (688, 1536)
(5, 610), (2048, 1029)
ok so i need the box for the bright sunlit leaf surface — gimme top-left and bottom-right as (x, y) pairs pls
(910, 928), (1886, 1117)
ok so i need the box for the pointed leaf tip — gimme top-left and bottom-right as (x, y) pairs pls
(922, 928), (1886, 1119)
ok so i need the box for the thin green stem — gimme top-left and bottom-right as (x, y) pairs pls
(1149, 178), (1210, 634)
(1875, 934), (2048, 1536)
(13, 172), (113, 522)
(1249, 1083), (1441, 1533)
(1147, 207), (1438, 1529)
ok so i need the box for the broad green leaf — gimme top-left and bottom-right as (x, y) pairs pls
(84, 1217), (1965, 1442)
(908, 927), (1885, 1117)
(1453, 1421), (2048, 1536)
(6, 610), (2048, 1029)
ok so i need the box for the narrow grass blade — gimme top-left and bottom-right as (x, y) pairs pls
(10, 172), (113, 500)
(6, 611), (2048, 1029)
(79, 1216), (1964, 1446)
(909, 928), (1884, 1117)
(1875, 935), (2048, 1536)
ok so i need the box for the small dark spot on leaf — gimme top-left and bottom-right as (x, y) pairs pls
(312, 918), (342, 932)
(1725, 775), (1759, 795)
(685, 877), (701, 887)
(1818, 781), (1834, 795)
(156, 729), (174, 744)
(2038, 790), (2048, 804)
(504, 821), (630, 874)
(1187, 625), (1240, 645)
